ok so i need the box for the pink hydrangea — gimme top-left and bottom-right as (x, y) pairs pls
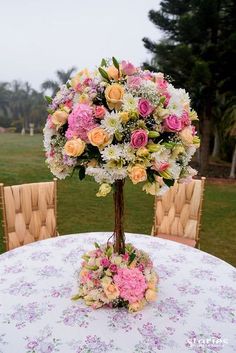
(114, 268), (147, 304)
(65, 103), (98, 141)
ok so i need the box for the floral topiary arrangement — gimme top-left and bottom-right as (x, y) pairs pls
(43, 57), (199, 311)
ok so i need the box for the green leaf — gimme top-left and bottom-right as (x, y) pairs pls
(163, 178), (175, 187)
(85, 265), (99, 270)
(164, 142), (175, 149)
(112, 57), (120, 70)
(148, 131), (160, 138)
(100, 58), (107, 67)
(47, 108), (54, 114)
(128, 252), (136, 264)
(45, 95), (52, 104)
(147, 169), (156, 183)
(79, 166), (85, 181)
(98, 67), (110, 82)
(106, 246), (113, 258)
(66, 81), (71, 88)
(94, 242), (100, 249)
(71, 293), (81, 301)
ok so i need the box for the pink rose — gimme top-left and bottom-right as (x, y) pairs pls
(130, 129), (148, 149)
(164, 115), (182, 132)
(180, 111), (190, 128)
(138, 98), (154, 117)
(121, 60), (136, 75)
(109, 264), (118, 273)
(100, 258), (110, 268)
(127, 76), (142, 89)
(94, 105), (106, 119)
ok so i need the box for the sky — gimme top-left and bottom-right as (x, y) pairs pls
(0, 0), (161, 90)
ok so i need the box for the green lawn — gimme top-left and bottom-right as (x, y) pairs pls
(0, 133), (235, 266)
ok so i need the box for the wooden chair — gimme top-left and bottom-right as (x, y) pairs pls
(152, 177), (206, 248)
(0, 180), (58, 251)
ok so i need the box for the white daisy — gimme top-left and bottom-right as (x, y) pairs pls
(122, 143), (136, 162)
(167, 85), (190, 117)
(101, 144), (123, 161)
(122, 93), (138, 112)
(101, 112), (122, 133)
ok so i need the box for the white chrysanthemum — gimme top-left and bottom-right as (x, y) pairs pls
(47, 156), (72, 180)
(122, 143), (136, 162)
(167, 84), (190, 117)
(107, 167), (127, 181)
(101, 144), (123, 161)
(185, 146), (197, 164)
(86, 166), (113, 184)
(168, 161), (182, 179)
(122, 93), (138, 112)
(43, 122), (56, 151)
(101, 112), (122, 133)
(152, 147), (171, 163)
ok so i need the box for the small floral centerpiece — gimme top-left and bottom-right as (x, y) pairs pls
(72, 242), (158, 311)
(43, 57), (199, 311)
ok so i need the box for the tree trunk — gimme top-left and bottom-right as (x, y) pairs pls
(113, 180), (125, 254)
(200, 119), (211, 175)
(229, 144), (236, 179)
(212, 128), (220, 158)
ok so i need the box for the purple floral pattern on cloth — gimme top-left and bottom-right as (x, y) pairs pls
(0, 232), (235, 353)
(59, 304), (93, 328)
(205, 300), (236, 323)
(46, 283), (73, 298)
(154, 297), (194, 323)
(24, 326), (61, 353)
(107, 309), (142, 332)
(6, 278), (37, 297)
(190, 268), (217, 281)
(4, 302), (54, 329)
(37, 265), (62, 278)
(68, 336), (119, 353)
(135, 323), (177, 352)
(174, 280), (204, 295)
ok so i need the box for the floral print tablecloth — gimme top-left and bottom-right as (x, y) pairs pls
(0, 232), (235, 353)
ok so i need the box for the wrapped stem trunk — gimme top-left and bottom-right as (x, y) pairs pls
(113, 180), (125, 254)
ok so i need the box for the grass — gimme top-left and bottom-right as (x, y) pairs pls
(0, 133), (235, 266)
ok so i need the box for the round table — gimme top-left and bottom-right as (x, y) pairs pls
(0, 232), (235, 353)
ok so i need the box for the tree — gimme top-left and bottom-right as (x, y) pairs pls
(41, 67), (76, 96)
(143, 0), (236, 174)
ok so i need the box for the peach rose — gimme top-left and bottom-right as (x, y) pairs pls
(88, 127), (111, 149)
(104, 284), (120, 300)
(128, 300), (145, 312)
(107, 65), (119, 80)
(64, 138), (85, 157)
(145, 289), (157, 302)
(51, 110), (68, 127)
(129, 165), (147, 184)
(105, 84), (124, 110)
(179, 127), (194, 146)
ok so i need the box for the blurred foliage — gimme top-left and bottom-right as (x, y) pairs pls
(143, 0), (236, 173)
